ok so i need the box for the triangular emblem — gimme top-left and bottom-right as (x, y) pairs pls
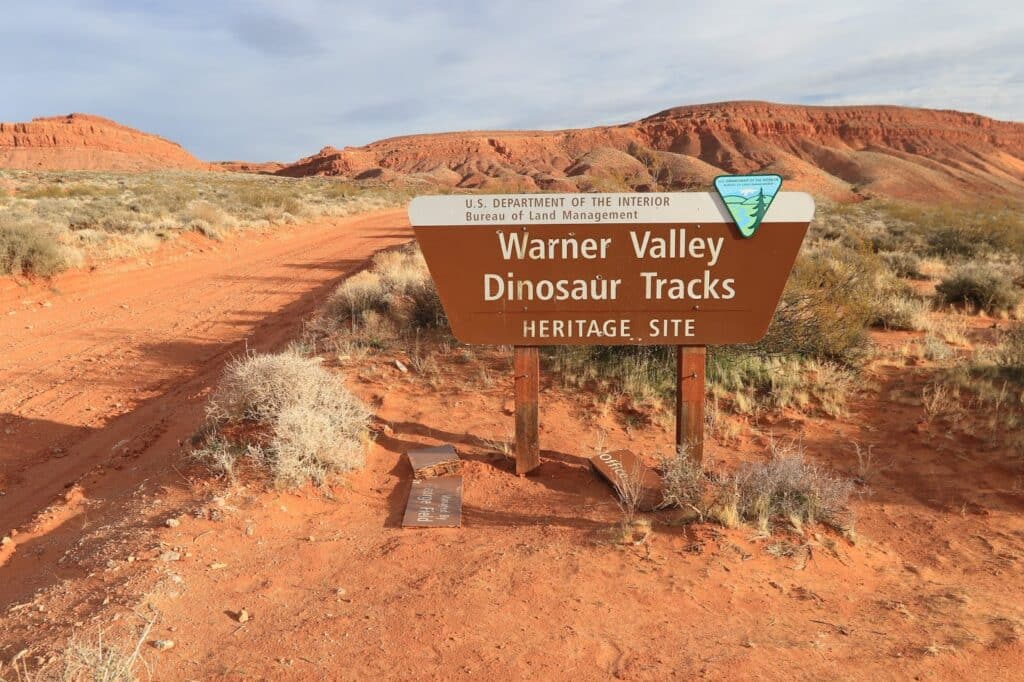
(713, 174), (783, 238)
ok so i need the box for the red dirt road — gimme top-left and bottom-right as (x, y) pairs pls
(0, 210), (410, 536)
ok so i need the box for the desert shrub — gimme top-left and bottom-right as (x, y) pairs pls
(756, 245), (876, 364)
(935, 262), (1022, 314)
(326, 243), (447, 333)
(195, 350), (370, 486)
(869, 283), (931, 331)
(923, 334), (954, 361)
(0, 221), (66, 276)
(997, 324), (1024, 380)
(732, 443), (853, 533)
(656, 441), (855, 535)
(880, 251), (924, 279)
(659, 447), (704, 510)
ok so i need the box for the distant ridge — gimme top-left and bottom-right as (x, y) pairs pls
(3, 103), (1022, 202)
(274, 101), (1024, 202)
(0, 113), (211, 171)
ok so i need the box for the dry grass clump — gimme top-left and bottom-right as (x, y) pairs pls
(921, 325), (1024, 448)
(325, 243), (446, 334)
(0, 621), (152, 682)
(880, 250), (924, 279)
(657, 441), (855, 537)
(194, 350), (370, 487)
(996, 324), (1024, 381)
(708, 352), (855, 418)
(935, 261), (1022, 315)
(0, 220), (68, 276)
(0, 169), (412, 275)
(732, 442), (854, 535)
(658, 446), (705, 512)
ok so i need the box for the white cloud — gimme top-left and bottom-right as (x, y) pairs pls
(1, 0), (1021, 160)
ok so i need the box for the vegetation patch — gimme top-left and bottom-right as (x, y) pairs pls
(0, 219), (68, 276)
(658, 441), (855, 537)
(322, 243), (448, 341)
(935, 261), (1022, 315)
(0, 169), (413, 275)
(194, 350), (371, 487)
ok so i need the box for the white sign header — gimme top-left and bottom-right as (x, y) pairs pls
(409, 192), (815, 227)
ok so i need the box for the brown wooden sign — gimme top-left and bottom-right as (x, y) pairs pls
(590, 449), (662, 512)
(409, 192), (814, 346)
(402, 476), (463, 528)
(406, 445), (462, 479)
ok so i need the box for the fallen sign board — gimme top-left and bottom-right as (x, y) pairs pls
(409, 192), (815, 345)
(590, 450), (662, 512)
(402, 476), (463, 528)
(406, 444), (462, 479)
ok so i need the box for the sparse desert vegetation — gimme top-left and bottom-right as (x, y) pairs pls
(193, 349), (371, 486)
(0, 169), (415, 275)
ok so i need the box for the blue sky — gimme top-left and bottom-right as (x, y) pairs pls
(2, 1), (1021, 161)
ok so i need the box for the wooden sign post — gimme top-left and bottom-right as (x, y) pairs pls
(676, 345), (706, 462)
(514, 346), (540, 474)
(409, 192), (814, 475)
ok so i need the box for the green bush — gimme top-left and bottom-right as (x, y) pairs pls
(0, 222), (66, 276)
(756, 245), (876, 365)
(935, 262), (1022, 314)
(880, 251), (924, 279)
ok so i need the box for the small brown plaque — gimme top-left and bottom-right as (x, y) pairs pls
(406, 445), (462, 479)
(402, 476), (463, 528)
(590, 449), (662, 512)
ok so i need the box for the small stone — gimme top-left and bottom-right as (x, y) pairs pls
(237, 608), (250, 623)
(41, 301), (52, 308)
(394, 359), (408, 373)
(153, 639), (175, 651)
(1, 536), (12, 547)
(209, 562), (227, 570)
(335, 587), (347, 597)
(159, 551), (181, 562)
(244, 525), (255, 536)
(165, 518), (180, 528)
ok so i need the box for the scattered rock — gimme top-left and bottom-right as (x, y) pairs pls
(159, 551), (181, 562)
(153, 640), (175, 651)
(394, 359), (409, 373)
(165, 518), (180, 528)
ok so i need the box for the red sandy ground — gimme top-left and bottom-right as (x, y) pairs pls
(0, 210), (1022, 680)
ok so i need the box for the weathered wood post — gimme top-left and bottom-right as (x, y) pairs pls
(676, 345), (706, 462)
(514, 346), (540, 475)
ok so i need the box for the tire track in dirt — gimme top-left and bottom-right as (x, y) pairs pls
(0, 209), (411, 537)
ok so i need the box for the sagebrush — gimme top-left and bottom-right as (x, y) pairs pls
(195, 350), (370, 486)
